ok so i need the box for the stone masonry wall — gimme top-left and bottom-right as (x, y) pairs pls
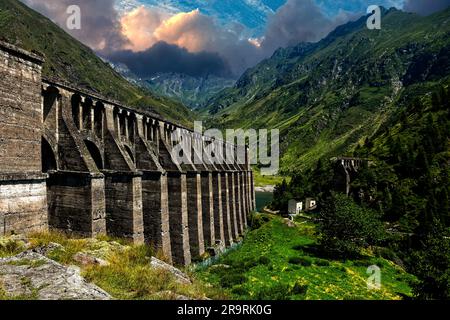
(0, 41), (254, 265)
(0, 42), (47, 236)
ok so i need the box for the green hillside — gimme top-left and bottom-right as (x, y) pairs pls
(207, 8), (450, 173)
(269, 83), (450, 299)
(0, 0), (194, 126)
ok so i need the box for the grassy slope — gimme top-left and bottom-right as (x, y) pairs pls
(0, 0), (194, 126)
(0, 221), (415, 301)
(207, 8), (450, 173)
(253, 167), (288, 187)
(0, 233), (224, 300)
(196, 216), (415, 300)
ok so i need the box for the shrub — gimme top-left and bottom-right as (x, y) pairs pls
(258, 256), (271, 265)
(292, 280), (308, 296)
(0, 239), (25, 257)
(220, 274), (247, 288)
(375, 247), (404, 267)
(255, 283), (293, 300)
(318, 194), (385, 258)
(249, 213), (272, 230)
(231, 286), (248, 297)
(288, 256), (312, 266)
(314, 259), (331, 267)
(244, 258), (259, 269)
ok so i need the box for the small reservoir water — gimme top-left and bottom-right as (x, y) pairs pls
(255, 191), (274, 212)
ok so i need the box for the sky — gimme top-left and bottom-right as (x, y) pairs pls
(22, 0), (450, 79)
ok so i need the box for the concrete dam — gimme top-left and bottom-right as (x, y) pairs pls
(0, 41), (255, 265)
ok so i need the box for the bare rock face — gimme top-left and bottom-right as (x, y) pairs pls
(150, 257), (191, 285)
(0, 251), (111, 300)
(283, 218), (296, 228)
(73, 252), (110, 267)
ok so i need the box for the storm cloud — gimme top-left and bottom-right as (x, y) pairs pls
(22, 0), (128, 51)
(106, 41), (232, 78)
(403, 0), (450, 15)
(20, 0), (362, 78)
(119, 7), (264, 77)
(261, 0), (355, 52)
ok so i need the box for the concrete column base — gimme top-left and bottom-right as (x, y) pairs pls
(142, 171), (172, 263)
(167, 172), (191, 266)
(47, 171), (105, 237)
(104, 171), (144, 244)
(186, 172), (205, 258)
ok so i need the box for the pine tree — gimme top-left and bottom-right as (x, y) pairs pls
(431, 91), (441, 111)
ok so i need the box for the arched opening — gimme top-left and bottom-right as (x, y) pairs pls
(94, 102), (104, 138)
(128, 115), (135, 143)
(84, 140), (103, 170)
(82, 98), (93, 131)
(42, 137), (57, 173)
(43, 87), (58, 121)
(71, 94), (82, 130)
(124, 145), (135, 163)
(120, 114), (126, 138)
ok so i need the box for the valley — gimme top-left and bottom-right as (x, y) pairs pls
(0, 0), (448, 302)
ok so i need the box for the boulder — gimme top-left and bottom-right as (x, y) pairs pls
(73, 252), (109, 267)
(31, 242), (64, 256)
(152, 290), (191, 300)
(150, 257), (191, 285)
(0, 251), (111, 300)
(283, 218), (296, 228)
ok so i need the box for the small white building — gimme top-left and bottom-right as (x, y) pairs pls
(305, 198), (317, 212)
(288, 199), (303, 215)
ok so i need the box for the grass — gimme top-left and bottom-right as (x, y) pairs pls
(7, 259), (47, 268)
(82, 245), (224, 300)
(1, 222), (416, 300)
(0, 240), (25, 258)
(0, 231), (224, 300)
(253, 168), (288, 187)
(195, 216), (416, 300)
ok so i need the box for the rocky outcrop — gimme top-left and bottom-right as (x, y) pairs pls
(255, 185), (275, 193)
(150, 257), (191, 285)
(0, 251), (111, 300)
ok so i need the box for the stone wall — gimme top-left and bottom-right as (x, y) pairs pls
(47, 171), (105, 237)
(0, 42), (47, 236)
(0, 41), (253, 265)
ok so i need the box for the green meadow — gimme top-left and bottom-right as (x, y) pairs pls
(195, 215), (416, 300)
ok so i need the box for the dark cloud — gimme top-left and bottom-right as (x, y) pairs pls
(21, 0), (358, 78)
(404, 0), (450, 15)
(22, 0), (128, 51)
(261, 0), (355, 53)
(105, 41), (232, 78)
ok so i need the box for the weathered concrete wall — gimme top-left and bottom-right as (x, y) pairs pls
(104, 172), (144, 244)
(186, 172), (204, 258)
(0, 42), (48, 236)
(212, 173), (224, 246)
(221, 172), (233, 246)
(0, 41), (254, 265)
(0, 175), (48, 236)
(167, 172), (191, 265)
(0, 43), (43, 173)
(141, 171), (172, 262)
(228, 173), (239, 239)
(234, 172), (244, 235)
(201, 172), (215, 247)
(47, 171), (105, 237)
